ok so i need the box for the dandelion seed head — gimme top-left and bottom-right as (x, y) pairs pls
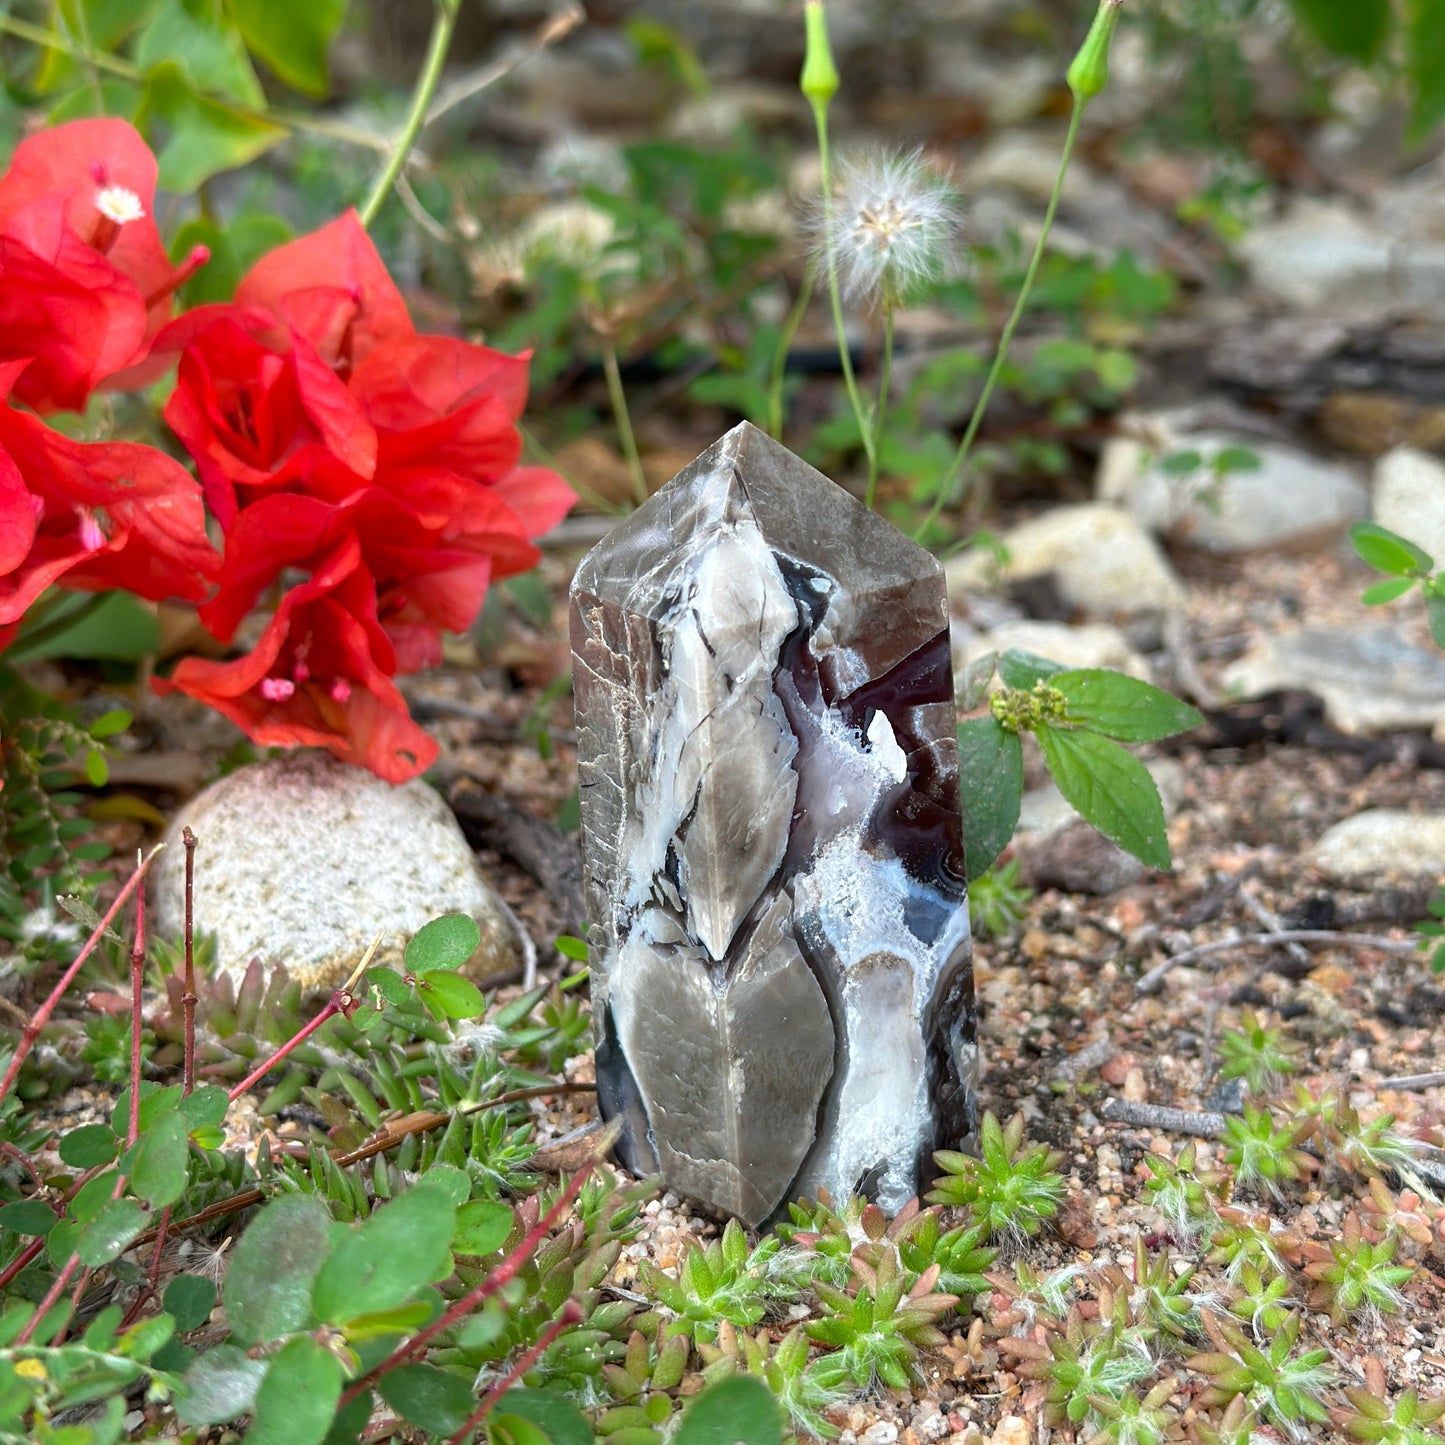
(96, 185), (144, 226)
(822, 149), (963, 307)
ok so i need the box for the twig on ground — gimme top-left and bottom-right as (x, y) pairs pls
(1239, 882), (1312, 970)
(1135, 930), (1419, 995)
(1101, 1098), (1227, 1137)
(1379, 1071), (1445, 1091)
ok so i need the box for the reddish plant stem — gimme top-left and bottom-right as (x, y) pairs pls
(448, 1299), (584, 1444)
(122, 1203), (173, 1330)
(0, 1237), (44, 1292)
(129, 866), (147, 1146)
(182, 827), (197, 1097)
(337, 1165), (593, 1412)
(55, 1264), (93, 1344)
(0, 1139), (47, 1197)
(0, 847), (163, 1107)
(16, 1247), (83, 1345)
(227, 948), (374, 1104)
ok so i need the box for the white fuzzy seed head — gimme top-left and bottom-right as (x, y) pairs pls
(822, 150), (963, 307)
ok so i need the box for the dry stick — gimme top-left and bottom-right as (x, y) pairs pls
(425, 5), (585, 125)
(182, 827), (198, 1097)
(0, 845), (163, 1106)
(226, 942), (380, 1103)
(1101, 1097), (1227, 1137)
(1380, 1071), (1445, 1092)
(1238, 883), (1311, 971)
(128, 861), (147, 1147)
(148, 1082), (596, 1242)
(1134, 930), (1420, 995)
(448, 1300), (585, 1444)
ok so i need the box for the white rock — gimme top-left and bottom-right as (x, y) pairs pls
(970, 129), (1095, 205)
(1373, 447), (1445, 563)
(1219, 626), (1445, 737)
(952, 618), (1152, 684)
(945, 503), (1186, 619)
(1098, 415), (1366, 553)
(1309, 810), (1445, 882)
(152, 752), (517, 993)
(1237, 198), (1445, 312)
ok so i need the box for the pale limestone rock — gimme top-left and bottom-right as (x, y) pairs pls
(945, 503), (1186, 619)
(952, 618), (1151, 684)
(152, 753), (516, 994)
(1308, 810), (1445, 882)
(1373, 448), (1445, 562)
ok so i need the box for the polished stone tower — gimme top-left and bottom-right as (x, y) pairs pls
(570, 423), (976, 1225)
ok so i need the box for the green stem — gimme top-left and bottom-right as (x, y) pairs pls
(359, 0), (462, 229)
(602, 341), (648, 507)
(810, 97), (876, 481)
(915, 100), (1086, 542)
(767, 262), (816, 441)
(865, 303), (895, 511)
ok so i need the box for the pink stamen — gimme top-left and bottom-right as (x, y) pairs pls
(260, 678), (295, 702)
(76, 511), (105, 552)
(330, 680), (352, 703)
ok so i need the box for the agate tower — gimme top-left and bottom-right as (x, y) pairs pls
(570, 423), (977, 1226)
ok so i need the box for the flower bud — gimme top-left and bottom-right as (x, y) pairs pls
(801, 1), (840, 112)
(1067, 0), (1123, 104)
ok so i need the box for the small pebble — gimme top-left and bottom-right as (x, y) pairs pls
(862, 1425), (899, 1445)
(988, 1419), (1030, 1445)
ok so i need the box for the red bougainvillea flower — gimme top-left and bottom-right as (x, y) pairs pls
(154, 537), (438, 784)
(0, 399), (218, 628)
(0, 119), (207, 412)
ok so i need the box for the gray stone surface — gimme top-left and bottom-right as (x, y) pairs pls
(1308, 810), (1445, 882)
(152, 753), (517, 994)
(1219, 626), (1445, 738)
(1097, 415), (1366, 553)
(1373, 447), (1445, 563)
(945, 503), (1186, 620)
(571, 422), (976, 1225)
(951, 619), (1152, 684)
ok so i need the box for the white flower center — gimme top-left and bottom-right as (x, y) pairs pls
(96, 186), (144, 226)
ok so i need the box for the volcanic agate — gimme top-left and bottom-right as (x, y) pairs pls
(570, 422), (977, 1226)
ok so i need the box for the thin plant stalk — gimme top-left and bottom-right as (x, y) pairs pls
(182, 827), (197, 1096)
(128, 861), (146, 1146)
(358, 0), (463, 228)
(812, 110), (877, 484)
(914, 101), (1085, 539)
(449, 1300), (585, 1443)
(601, 339), (649, 506)
(767, 261), (817, 440)
(226, 942), (378, 1103)
(866, 302), (896, 511)
(0, 846), (163, 1106)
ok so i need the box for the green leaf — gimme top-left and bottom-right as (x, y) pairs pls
(957, 718), (1023, 882)
(378, 1363), (475, 1436)
(0, 1200), (57, 1236)
(1158, 448), (1203, 475)
(365, 967), (411, 1005)
(1428, 590), (1445, 650)
(339, 1296), (435, 1341)
(179, 1085), (230, 1130)
(1360, 577), (1416, 605)
(5, 591), (160, 664)
(554, 935), (589, 962)
(311, 1185), (456, 1326)
(417, 970), (486, 1020)
(1035, 725), (1173, 871)
(1405, 0), (1445, 141)
(77, 1199), (148, 1266)
(491, 1390), (594, 1445)
(1211, 445), (1262, 474)
(245, 1336), (343, 1445)
(84, 749), (108, 787)
(178, 1343), (266, 1425)
(126, 1112), (191, 1208)
(223, 1194), (331, 1346)
(137, 0), (264, 104)
(226, 0), (347, 97)
(1288, 0), (1392, 62)
(996, 648), (1064, 690)
(56, 0), (161, 49)
(675, 1375), (783, 1445)
(59, 1124), (119, 1170)
(454, 1199), (513, 1256)
(142, 61), (286, 190)
(171, 211), (293, 307)
(1350, 522), (1434, 576)
(90, 709), (132, 740)
(164, 1275), (218, 1333)
(1053, 669), (1203, 742)
(405, 914), (481, 975)
(491, 1419), (553, 1445)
